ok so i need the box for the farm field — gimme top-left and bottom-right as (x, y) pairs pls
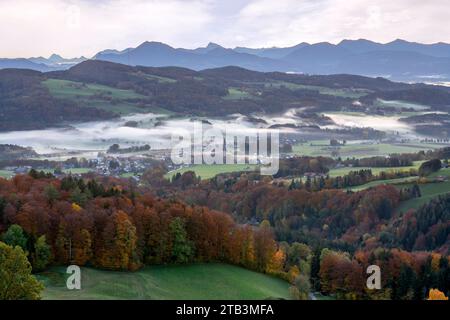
(428, 167), (450, 178)
(43, 79), (148, 115)
(44, 79), (144, 99)
(165, 164), (257, 180)
(375, 99), (431, 111)
(223, 87), (257, 100)
(120, 172), (137, 178)
(37, 264), (291, 300)
(292, 140), (447, 159)
(396, 179), (450, 212)
(143, 74), (177, 83)
(0, 170), (13, 179)
(328, 161), (423, 177)
(264, 81), (370, 98)
(61, 168), (93, 175)
(348, 176), (419, 192)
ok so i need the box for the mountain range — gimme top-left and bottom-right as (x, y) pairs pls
(1, 39), (450, 82)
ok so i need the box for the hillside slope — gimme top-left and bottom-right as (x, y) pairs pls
(1, 60), (450, 131)
(38, 264), (291, 300)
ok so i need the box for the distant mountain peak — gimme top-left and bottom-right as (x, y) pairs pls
(49, 54), (64, 61)
(192, 42), (225, 54)
(137, 41), (173, 50)
(4, 39), (450, 81)
(390, 38), (409, 44)
(338, 39), (379, 45)
(206, 42), (223, 49)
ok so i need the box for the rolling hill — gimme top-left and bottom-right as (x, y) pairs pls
(1, 60), (450, 131)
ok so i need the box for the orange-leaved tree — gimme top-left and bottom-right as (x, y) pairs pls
(427, 289), (448, 300)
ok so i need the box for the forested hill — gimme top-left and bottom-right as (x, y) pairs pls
(1, 60), (450, 131)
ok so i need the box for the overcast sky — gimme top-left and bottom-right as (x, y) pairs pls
(1, 0), (449, 58)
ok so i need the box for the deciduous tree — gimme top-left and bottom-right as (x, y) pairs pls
(0, 242), (43, 300)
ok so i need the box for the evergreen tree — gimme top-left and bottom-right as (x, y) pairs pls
(2, 225), (28, 251)
(169, 218), (193, 264)
(32, 235), (52, 271)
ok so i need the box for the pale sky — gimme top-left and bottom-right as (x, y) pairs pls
(0, 0), (449, 58)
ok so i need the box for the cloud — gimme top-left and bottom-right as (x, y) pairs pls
(0, 0), (448, 58)
(0, 0), (213, 58)
(221, 0), (450, 48)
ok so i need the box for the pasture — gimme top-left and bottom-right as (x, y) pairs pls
(165, 164), (257, 180)
(38, 263), (291, 300)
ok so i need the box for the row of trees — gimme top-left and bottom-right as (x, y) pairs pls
(151, 169), (450, 255)
(314, 248), (450, 300)
(1, 172), (448, 300)
(0, 174), (285, 272)
(287, 168), (418, 191)
(0, 174), (315, 299)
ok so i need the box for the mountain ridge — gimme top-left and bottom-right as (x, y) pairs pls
(1, 39), (450, 82)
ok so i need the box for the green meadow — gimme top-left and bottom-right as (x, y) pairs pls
(38, 264), (291, 300)
(44, 79), (144, 99)
(43, 79), (149, 115)
(165, 164), (257, 180)
(0, 170), (14, 179)
(395, 167), (450, 212)
(328, 161), (423, 178)
(223, 87), (257, 100)
(264, 81), (370, 98)
(396, 181), (450, 212)
(348, 176), (419, 192)
(292, 140), (446, 159)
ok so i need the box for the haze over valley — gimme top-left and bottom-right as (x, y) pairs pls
(1, 1), (450, 303)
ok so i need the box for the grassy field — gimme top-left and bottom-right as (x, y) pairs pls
(120, 172), (138, 178)
(428, 167), (450, 178)
(165, 164), (257, 180)
(348, 176), (419, 192)
(393, 166), (450, 212)
(43, 79), (149, 115)
(328, 161), (423, 178)
(37, 264), (291, 300)
(44, 79), (144, 99)
(394, 166), (450, 212)
(292, 140), (447, 159)
(264, 81), (370, 98)
(62, 168), (93, 175)
(0, 170), (14, 179)
(223, 87), (257, 100)
(375, 99), (430, 111)
(143, 74), (177, 83)
(396, 180), (450, 212)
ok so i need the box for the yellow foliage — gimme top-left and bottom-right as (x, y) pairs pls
(112, 185), (123, 192)
(427, 289), (448, 300)
(71, 203), (82, 212)
(431, 253), (441, 272)
(288, 266), (300, 283)
(268, 249), (285, 273)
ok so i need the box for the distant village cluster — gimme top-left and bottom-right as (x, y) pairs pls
(0, 144), (174, 180)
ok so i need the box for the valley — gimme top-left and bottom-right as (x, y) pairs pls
(1, 60), (449, 302)
(1, 0), (450, 305)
